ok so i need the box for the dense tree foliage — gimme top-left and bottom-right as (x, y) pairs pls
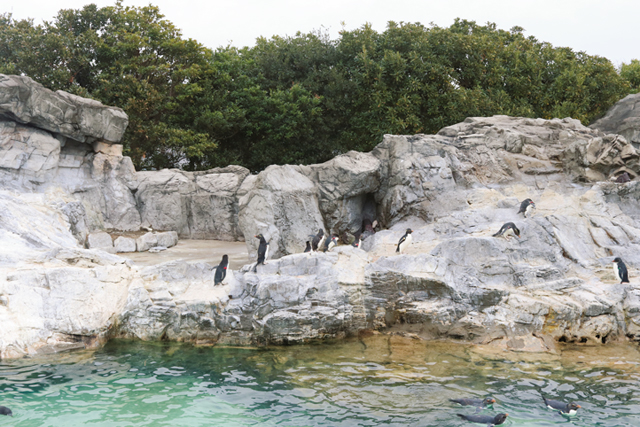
(0, 5), (635, 171)
(621, 60), (640, 94)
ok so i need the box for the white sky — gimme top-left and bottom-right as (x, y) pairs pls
(3, 0), (638, 66)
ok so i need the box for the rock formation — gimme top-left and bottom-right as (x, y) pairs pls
(3, 74), (640, 359)
(590, 92), (640, 153)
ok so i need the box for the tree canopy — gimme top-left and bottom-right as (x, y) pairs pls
(0, 4), (635, 172)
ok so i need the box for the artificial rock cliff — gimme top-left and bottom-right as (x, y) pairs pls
(2, 74), (640, 358)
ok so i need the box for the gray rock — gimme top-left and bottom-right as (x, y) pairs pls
(86, 232), (114, 252)
(135, 166), (249, 240)
(590, 93), (640, 148)
(155, 231), (178, 248)
(238, 165), (325, 259)
(136, 232), (158, 252)
(114, 236), (136, 253)
(0, 74), (128, 144)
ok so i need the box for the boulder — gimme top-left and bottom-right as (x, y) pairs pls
(136, 232), (158, 252)
(155, 231), (178, 248)
(114, 236), (136, 253)
(86, 232), (114, 251)
(0, 74), (128, 144)
(590, 93), (640, 148)
(135, 166), (249, 240)
(238, 165), (325, 259)
(304, 151), (383, 234)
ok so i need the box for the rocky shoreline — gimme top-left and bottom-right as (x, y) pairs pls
(2, 74), (640, 359)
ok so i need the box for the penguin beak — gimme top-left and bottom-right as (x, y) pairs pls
(490, 399), (496, 403)
(576, 405), (581, 408)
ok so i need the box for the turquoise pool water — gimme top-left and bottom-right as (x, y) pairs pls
(1, 335), (640, 426)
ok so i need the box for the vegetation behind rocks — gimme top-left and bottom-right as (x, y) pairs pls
(0, 2), (636, 171)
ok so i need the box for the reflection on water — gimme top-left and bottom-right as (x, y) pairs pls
(1, 336), (640, 426)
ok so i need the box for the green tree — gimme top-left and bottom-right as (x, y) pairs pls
(621, 59), (640, 93)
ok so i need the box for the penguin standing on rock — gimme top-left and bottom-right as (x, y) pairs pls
(352, 232), (362, 248)
(542, 397), (581, 416)
(326, 235), (338, 252)
(396, 228), (413, 253)
(493, 222), (520, 240)
(253, 234), (269, 272)
(457, 413), (508, 426)
(0, 406), (12, 416)
(612, 257), (630, 283)
(518, 198), (535, 218)
(214, 254), (228, 285)
(311, 229), (325, 252)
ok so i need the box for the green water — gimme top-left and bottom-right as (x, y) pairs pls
(1, 335), (640, 426)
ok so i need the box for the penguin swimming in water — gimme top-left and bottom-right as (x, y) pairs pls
(311, 229), (325, 252)
(0, 406), (12, 416)
(304, 241), (311, 253)
(253, 234), (269, 272)
(450, 397), (496, 410)
(396, 228), (413, 253)
(214, 254), (228, 285)
(518, 198), (535, 218)
(457, 413), (507, 426)
(612, 257), (630, 283)
(542, 397), (581, 416)
(493, 222), (520, 240)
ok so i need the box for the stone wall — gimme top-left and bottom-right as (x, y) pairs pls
(4, 74), (640, 358)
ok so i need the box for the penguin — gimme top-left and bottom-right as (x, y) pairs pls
(214, 254), (228, 286)
(311, 229), (325, 252)
(450, 397), (496, 409)
(326, 235), (338, 252)
(0, 406), (12, 416)
(542, 397), (581, 416)
(612, 257), (630, 283)
(253, 234), (269, 272)
(304, 241), (311, 253)
(493, 222), (520, 240)
(517, 198), (535, 218)
(616, 172), (631, 183)
(457, 413), (507, 426)
(352, 232), (362, 248)
(396, 228), (413, 253)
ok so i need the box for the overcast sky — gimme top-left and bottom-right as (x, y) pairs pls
(3, 0), (638, 66)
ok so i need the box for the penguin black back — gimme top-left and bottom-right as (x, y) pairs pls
(543, 397), (581, 415)
(450, 397), (496, 407)
(0, 406), (12, 416)
(457, 413), (507, 425)
(214, 254), (229, 285)
(311, 229), (324, 251)
(254, 234), (269, 272)
(518, 198), (535, 217)
(304, 241), (311, 253)
(493, 222), (520, 239)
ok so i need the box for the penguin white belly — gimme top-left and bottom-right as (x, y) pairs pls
(264, 244), (269, 262)
(503, 228), (515, 239)
(399, 234), (412, 253)
(565, 409), (578, 416)
(317, 236), (326, 251)
(525, 204), (534, 218)
(613, 263), (621, 282)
